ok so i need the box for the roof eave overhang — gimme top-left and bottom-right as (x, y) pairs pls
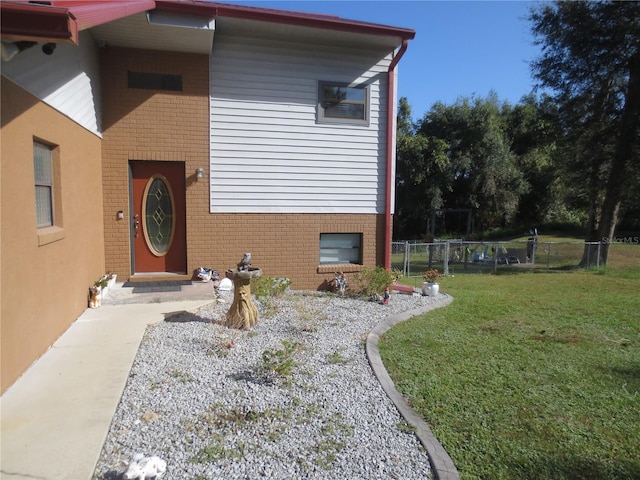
(154, 1), (415, 42)
(0, 3), (78, 44)
(0, 0), (155, 44)
(1, 0), (415, 47)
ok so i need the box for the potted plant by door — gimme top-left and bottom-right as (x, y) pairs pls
(421, 269), (442, 296)
(106, 273), (117, 290)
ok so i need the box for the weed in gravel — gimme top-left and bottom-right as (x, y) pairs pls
(291, 299), (327, 332)
(327, 348), (349, 365)
(168, 369), (194, 383)
(207, 329), (240, 357)
(397, 419), (415, 434)
(189, 434), (240, 463)
(259, 339), (301, 380)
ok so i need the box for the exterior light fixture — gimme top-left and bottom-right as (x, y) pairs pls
(42, 43), (56, 55)
(196, 167), (204, 179)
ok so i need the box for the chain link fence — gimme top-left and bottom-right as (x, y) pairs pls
(391, 240), (624, 279)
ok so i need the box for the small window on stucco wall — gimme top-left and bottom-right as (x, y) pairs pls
(34, 139), (64, 245)
(34, 141), (54, 228)
(319, 233), (362, 265)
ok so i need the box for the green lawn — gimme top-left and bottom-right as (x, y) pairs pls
(379, 266), (640, 480)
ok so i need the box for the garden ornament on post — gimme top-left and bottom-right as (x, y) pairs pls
(225, 253), (262, 330)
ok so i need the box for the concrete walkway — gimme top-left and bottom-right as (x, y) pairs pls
(1, 282), (214, 480)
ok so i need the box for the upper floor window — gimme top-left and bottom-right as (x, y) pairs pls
(34, 141), (54, 228)
(317, 81), (369, 125)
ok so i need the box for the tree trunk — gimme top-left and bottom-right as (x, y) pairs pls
(582, 52), (640, 266)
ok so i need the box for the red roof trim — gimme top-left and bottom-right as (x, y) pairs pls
(0, 0), (155, 44)
(0, 0), (415, 44)
(62, 1), (156, 31)
(0, 2), (78, 43)
(155, 1), (415, 40)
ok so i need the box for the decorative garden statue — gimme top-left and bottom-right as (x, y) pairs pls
(237, 252), (251, 271)
(225, 253), (262, 330)
(333, 271), (347, 296)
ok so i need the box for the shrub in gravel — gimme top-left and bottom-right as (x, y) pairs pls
(251, 277), (292, 297)
(351, 266), (394, 297)
(259, 339), (301, 380)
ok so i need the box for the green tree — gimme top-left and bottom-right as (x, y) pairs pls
(394, 97), (449, 239)
(529, 0), (640, 263)
(417, 94), (528, 232)
(506, 93), (568, 226)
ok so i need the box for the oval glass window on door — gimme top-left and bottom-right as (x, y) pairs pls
(142, 175), (175, 257)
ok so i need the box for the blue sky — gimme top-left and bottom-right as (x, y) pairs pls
(230, 1), (541, 119)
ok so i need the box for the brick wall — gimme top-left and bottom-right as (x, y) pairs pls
(190, 213), (385, 291)
(100, 47), (388, 290)
(100, 47), (210, 278)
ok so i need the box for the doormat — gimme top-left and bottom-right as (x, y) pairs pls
(124, 280), (193, 294)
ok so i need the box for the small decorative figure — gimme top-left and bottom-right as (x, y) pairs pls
(197, 266), (213, 282)
(88, 285), (102, 309)
(197, 267), (225, 303)
(371, 287), (391, 304)
(382, 286), (390, 305)
(333, 271), (348, 296)
(237, 252), (251, 272)
(210, 269), (225, 304)
(123, 453), (166, 480)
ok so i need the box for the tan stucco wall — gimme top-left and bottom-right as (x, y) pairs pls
(100, 48), (388, 291)
(1, 77), (105, 393)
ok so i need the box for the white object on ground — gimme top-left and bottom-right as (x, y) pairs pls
(123, 453), (166, 480)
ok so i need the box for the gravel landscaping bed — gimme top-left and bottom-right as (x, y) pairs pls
(94, 290), (442, 479)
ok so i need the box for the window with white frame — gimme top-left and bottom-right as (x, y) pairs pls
(319, 233), (362, 265)
(34, 141), (54, 228)
(317, 81), (368, 125)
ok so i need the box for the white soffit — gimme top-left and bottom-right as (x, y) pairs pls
(89, 12), (399, 55)
(90, 12), (215, 54)
(146, 11), (215, 30)
(216, 17), (401, 52)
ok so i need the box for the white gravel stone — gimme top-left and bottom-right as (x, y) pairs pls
(93, 291), (439, 479)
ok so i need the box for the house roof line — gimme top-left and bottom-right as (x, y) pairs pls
(0, 0), (415, 45)
(0, 1), (155, 44)
(155, 1), (416, 41)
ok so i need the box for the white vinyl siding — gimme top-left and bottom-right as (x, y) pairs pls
(1, 31), (102, 136)
(209, 34), (392, 214)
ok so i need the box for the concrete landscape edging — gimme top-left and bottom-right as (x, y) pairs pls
(366, 293), (460, 480)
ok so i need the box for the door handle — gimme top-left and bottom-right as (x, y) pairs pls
(133, 214), (140, 238)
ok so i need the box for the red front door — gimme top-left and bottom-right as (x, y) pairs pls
(130, 161), (186, 274)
